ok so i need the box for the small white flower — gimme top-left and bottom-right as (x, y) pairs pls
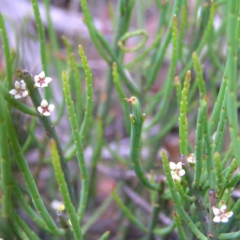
(37, 100), (55, 116)
(187, 153), (195, 164)
(212, 205), (233, 223)
(51, 200), (65, 212)
(9, 80), (28, 99)
(34, 71), (52, 88)
(169, 162), (185, 181)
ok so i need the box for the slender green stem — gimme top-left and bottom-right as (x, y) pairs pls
(12, 220), (30, 240)
(179, 4), (187, 62)
(98, 231), (110, 240)
(192, 52), (206, 99)
(173, 211), (187, 240)
(62, 71), (89, 222)
(82, 194), (112, 234)
(180, 1), (215, 79)
(147, 0), (183, 90)
(146, 183), (164, 240)
(179, 70), (191, 156)
(88, 118), (103, 200)
(6, 110), (64, 236)
(18, 69), (76, 204)
(147, 14), (179, 129)
(12, 180), (51, 233)
(125, 30), (162, 69)
(220, 158), (238, 198)
(62, 36), (83, 124)
(0, 94), (12, 219)
(175, 181), (195, 202)
(153, 222), (176, 236)
(225, 0), (240, 166)
(193, 99), (206, 188)
(0, 13), (12, 89)
(161, 150), (207, 240)
(112, 62), (130, 133)
(112, 189), (147, 232)
(78, 45), (93, 140)
(50, 139), (82, 240)
(209, 76), (226, 136)
(202, 98), (215, 188)
(0, 82), (37, 116)
(31, 0), (52, 100)
(31, 0), (47, 74)
(118, 29), (148, 52)
(14, 212), (40, 240)
(126, 96), (159, 190)
(214, 152), (223, 197)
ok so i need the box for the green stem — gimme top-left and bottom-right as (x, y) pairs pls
(193, 99), (206, 188)
(147, 0), (183, 90)
(50, 139), (82, 240)
(112, 189), (147, 232)
(118, 29), (148, 52)
(98, 231), (110, 240)
(161, 150), (207, 240)
(14, 212), (40, 240)
(12, 180), (51, 233)
(147, 14), (179, 129)
(6, 110), (64, 236)
(18, 69), (76, 204)
(78, 45), (93, 140)
(173, 211), (187, 240)
(0, 94), (12, 219)
(225, 0), (240, 166)
(127, 96), (159, 191)
(0, 13), (12, 89)
(0, 82), (37, 116)
(62, 71), (89, 222)
(179, 70), (191, 156)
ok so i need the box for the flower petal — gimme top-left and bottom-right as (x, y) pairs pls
(221, 217), (229, 223)
(37, 106), (43, 114)
(41, 100), (48, 107)
(220, 205), (227, 213)
(34, 75), (40, 82)
(39, 71), (45, 78)
(9, 89), (17, 95)
(213, 216), (220, 223)
(48, 104), (55, 112)
(20, 80), (26, 89)
(15, 94), (22, 99)
(179, 169), (185, 176)
(169, 162), (176, 170)
(171, 172), (181, 181)
(225, 211), (233, 218)
(34, 82), (41, 88)
(45, 77), (52, 84)
(43, 111), (51, 116)
(14, 81), (20, 88)
(212, 207), (220, 216)
(176, 162), (183, 169)
(22, 91), (28, 97)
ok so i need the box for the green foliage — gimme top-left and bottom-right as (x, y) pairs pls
(0, 0), (240, 239)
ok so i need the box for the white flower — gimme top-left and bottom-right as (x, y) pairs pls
(169, 162), (185, 181)
(50, 200), (65, 212)
(34, 71), (52, 88)
(212, 205), (233, 223)
(187, 153), (195, 164)
(9, 80), (28, 99)
(37, 100), (55, 116)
